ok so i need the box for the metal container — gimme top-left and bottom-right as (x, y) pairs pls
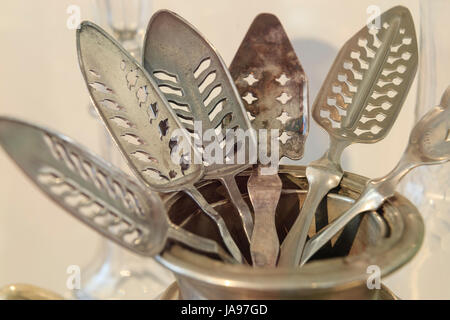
(156, 165), (424, 299)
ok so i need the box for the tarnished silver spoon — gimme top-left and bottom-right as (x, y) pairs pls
(230, 13), (308, 267)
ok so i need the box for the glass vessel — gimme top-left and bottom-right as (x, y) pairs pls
(75, 0), (175, 300)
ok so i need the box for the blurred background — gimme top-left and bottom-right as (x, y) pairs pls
(0, 0), (448, 299)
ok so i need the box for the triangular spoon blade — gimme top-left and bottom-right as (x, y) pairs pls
(230, 13), (309, 160)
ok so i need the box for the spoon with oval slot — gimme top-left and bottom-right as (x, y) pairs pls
(0, 117), (235, 264)
(279, 6), (418, 267)
(301, 86), (450, 265)
(229, 13), (308, 267)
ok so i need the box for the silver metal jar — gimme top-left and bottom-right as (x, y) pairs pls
(157, 165), (424, 299)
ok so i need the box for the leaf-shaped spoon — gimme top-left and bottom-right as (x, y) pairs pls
(301, 86), (450, 265)
(229, 13), (308, 267)
(77, 21), (243, 263)
(0, 117), (234, 263)
(143, 10), (256, 242)
(279, 6), (418, 267)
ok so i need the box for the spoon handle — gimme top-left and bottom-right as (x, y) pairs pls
(167, 226), (236, 264)
(278, 165), (342, 267)
(301, 184), (386, 265)
(301, 154), (420, 265)
(247, 169), (281, 267)
(184, 186), (243, 263)
(220, 174), (254, 241)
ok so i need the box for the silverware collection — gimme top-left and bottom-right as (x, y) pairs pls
(0, 6), (449, 269)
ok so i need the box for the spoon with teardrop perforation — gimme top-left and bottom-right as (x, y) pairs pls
(0, 117), (234, 263)
(77, 21), (243, 263)
(279, 6), (418, 267)
(301, 86), (450, 265)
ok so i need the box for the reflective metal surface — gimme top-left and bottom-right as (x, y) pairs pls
(279, 6), (418, 267)
(158, 281), (399, 300)
(143, 10), (255, 242)
(229, 13), (308, 266)
(77, 21), (242, 262)
(302, 87), (450, 263)
(157, 165), (423, 299)
(0, 284), (63, 300)
(247, 166), (282, 267)
(0, 118), (233, 262)
(230, 13), (308, 160)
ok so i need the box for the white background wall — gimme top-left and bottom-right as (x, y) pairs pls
(0, 0), (447, 299)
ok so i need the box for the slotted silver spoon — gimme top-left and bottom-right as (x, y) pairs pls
(142, 10), (256, 242)
(229, 13), (308, 267)
(0, 117), (234, 263)
(279, 6), (418, 267)
(301, 86), (450, 265)
(77, 21), (243, 263)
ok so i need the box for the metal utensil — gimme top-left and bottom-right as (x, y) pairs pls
(77, 21), (243, 262)
(302, 86), (450, 265)
(246, 166), (282, 266)
(142, 10), (256, 242)
(279, 6), (418, 267)
(229, 13), (308, 266)
(0, 284), (64, 300)
(0, 117), (234, 263)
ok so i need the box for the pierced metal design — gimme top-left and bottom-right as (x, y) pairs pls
(230, 13), (308, 160)
(77, 21), (242, 263)
(77, 21), (204, 192)
(229, 13), (309, 267)
(313, 6), (418, 143)
(279, 6), (418, 268)
(143, 10), (256, 243)
(143, 10), (255, 176)
(302, 87), (450, 264)
(0, 118), (235, 262)
(0, 118), (168, 256)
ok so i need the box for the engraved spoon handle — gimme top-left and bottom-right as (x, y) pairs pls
(247, 169), (281, 267)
